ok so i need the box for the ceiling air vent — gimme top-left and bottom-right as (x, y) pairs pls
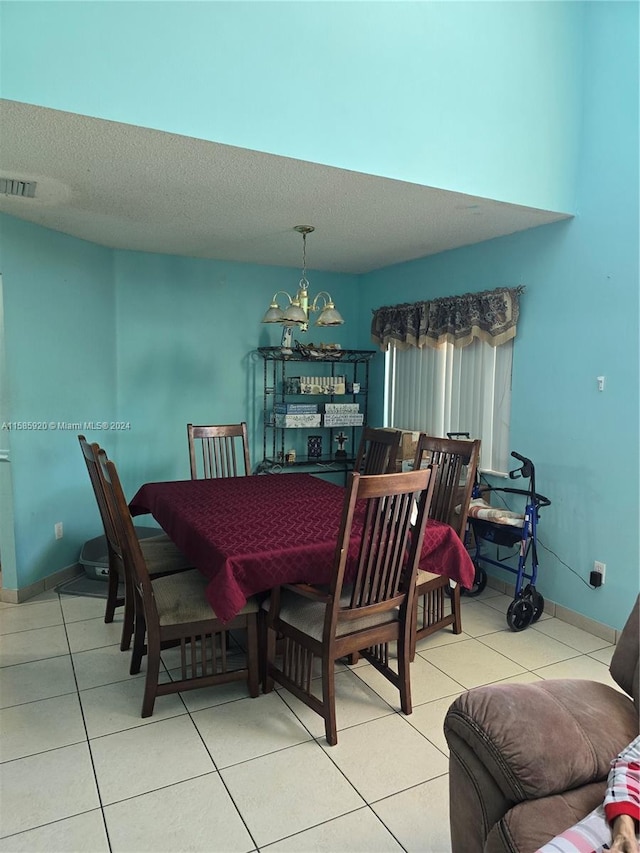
(0, 178), (37, 198)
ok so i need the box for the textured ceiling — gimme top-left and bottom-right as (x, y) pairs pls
(0, 100), (570, 275)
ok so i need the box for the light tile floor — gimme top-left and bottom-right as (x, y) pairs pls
(0, 586), (621, 852)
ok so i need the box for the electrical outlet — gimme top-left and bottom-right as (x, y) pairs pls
(54, 522), (63, 540)
(593, 560), (606, 584)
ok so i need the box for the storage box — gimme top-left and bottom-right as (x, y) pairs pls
(324, 403), (360, 413)
(285, 376), (346, 395)
(274, 413), (322, 428)
(394, 430), (421, 472)
(323, 413), (365, 427)
(273, 403), (319, 414)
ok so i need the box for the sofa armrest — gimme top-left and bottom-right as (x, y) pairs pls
(445, 679), (638, 802)
(610, 594), (639, 709)
(445, 679), (638, 804)
(447, 727), (515, 853)
(445, 680), (637, 853)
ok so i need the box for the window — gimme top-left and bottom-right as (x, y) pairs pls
(384, 338), (513, 475)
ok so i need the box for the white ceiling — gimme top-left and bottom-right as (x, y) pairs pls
(0, 99), (570, 275)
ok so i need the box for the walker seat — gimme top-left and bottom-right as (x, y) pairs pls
(467, 498), (524, 527)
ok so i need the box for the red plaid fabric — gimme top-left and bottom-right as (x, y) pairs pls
(537, 736), (640, 853)
(604, 735), (640, 824)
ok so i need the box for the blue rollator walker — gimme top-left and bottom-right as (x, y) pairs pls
(467, 451), (551, 632)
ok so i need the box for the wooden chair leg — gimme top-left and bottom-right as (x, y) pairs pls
(322, 655), (338, 746)
(246, 614), (260, 698)
(130, 602), (146, 675)
(451, 583), (462, 634)
(410, 594), (420, 662)
(104, 563), (119, 624)
(263, 624), (276, 693)
(120, 571), (135, 651)
(397, 634), (413, 715)
(141, 645), (161, 718)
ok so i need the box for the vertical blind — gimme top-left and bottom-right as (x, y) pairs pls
(384, 337), (514, 475)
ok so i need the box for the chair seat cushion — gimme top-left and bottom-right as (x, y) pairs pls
(152, 570), (258, 626)
(263, 587), (398, 643)
(416, 568), (448, 587)
(140, 534), (193, 576)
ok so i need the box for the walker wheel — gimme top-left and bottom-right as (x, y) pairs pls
(530, 591), (544, 623)
(522, 584), (544, 623)
(507, 597), (534, 631)
(461, 564), (487, 598)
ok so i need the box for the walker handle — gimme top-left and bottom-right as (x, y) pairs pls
(510, 451), (533, 480)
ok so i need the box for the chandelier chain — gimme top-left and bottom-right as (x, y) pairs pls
(301, 232), (308, 284)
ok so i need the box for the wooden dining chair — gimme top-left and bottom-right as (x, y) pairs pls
(97, 448), (260, 716)
(411, 434), (481, 657)
(262, 466), (436, 746)
(353, 427), (402, 474)
(187, 422), (251, 479)
(347, 426), (404, 665)
(78, 435), (193, 652)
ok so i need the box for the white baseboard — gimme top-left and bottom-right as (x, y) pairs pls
(0, 563), (83, 604)
(1, 565), (620, 646)
(485, 576), (617, 644)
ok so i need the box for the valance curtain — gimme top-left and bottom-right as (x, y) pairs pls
(371, 286), (524, 351)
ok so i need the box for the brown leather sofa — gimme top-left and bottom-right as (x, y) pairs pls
(444, 596), (639, 853)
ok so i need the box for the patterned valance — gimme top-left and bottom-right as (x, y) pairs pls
(371, 286), (525, 351)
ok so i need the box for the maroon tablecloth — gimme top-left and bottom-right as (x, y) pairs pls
(129, 473), (475, 623)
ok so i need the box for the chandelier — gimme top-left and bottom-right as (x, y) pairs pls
(261, 226), (344, 332)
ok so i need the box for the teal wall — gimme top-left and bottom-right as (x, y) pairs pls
(0, 217), (363, 589)
(1, 0), (581, 211)
(0, 217), (116, 588)
(361, 1), (639, 629)
(111, 251), (362, 497)
(0, 2), (637, 629)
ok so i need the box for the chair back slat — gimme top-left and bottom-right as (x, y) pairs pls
(352, 488), (419, 608)
(413, 435), (481, 538)
(188, 423), (250, 479)
(353, 427), (402, 474)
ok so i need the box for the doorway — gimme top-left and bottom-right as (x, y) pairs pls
(0, 273), (18, 595)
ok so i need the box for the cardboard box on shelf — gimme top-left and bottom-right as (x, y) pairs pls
(394, 430), (421, 472)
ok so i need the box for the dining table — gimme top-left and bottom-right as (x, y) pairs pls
(129, 472), (475, 623)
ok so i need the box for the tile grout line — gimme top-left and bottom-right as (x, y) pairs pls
(184, 687), (262, 852)
(59, 591), (115, 853)
(0, 588), (620, 849)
